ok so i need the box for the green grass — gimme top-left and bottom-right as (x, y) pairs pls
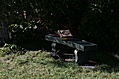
(0, 50), (119, 79)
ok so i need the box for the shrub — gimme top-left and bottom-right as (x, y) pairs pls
(1, 0), (119, 52)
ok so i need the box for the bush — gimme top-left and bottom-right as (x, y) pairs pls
(2, 0), (119, 52)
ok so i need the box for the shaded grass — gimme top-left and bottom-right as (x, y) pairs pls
(0, 50), (119, 79)
(90, 50), (119, 72)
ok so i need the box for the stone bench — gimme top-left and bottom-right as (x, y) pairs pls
(45, 34), (97, 65)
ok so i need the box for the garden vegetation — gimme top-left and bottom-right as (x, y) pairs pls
(0, 0), (119, 51)
(0, 0), (119, 78)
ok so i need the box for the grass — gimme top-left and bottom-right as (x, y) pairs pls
(0, 49), (119, 79)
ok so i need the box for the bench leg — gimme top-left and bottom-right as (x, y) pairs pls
(74, 49), (79, 63)
(77, 51), (89, 65)
(51, 43), (64, 59)
(74, 49), (89, 65)
(51, 43), (57, 57)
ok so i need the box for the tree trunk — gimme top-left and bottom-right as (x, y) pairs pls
(0, 0), (10, 47)
(0, 19), (10, 47)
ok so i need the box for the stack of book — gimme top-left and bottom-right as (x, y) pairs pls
(55, 30), (73, 41)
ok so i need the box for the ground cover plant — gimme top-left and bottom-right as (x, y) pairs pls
(0, 45), (119, 79)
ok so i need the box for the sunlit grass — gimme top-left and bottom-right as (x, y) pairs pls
(0, 50), (119, 79)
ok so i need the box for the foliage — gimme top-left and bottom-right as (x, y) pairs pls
(78, 0), (119, 51)
(1, 0), (119, 51)
(0, 44), (26, 56)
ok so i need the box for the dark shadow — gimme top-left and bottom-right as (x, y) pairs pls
(89, 49), (119, 72)
(45, 48), (119, 72)
(37, 52), (76, 68)
(11, 39), (51, 51)
(9, 34), (119, 72)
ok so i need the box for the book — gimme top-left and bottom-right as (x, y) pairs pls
(56, 30), (73, 40)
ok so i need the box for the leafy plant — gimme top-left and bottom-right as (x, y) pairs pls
(1, 0), (119, 52)
(0, 44), (25, 56)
